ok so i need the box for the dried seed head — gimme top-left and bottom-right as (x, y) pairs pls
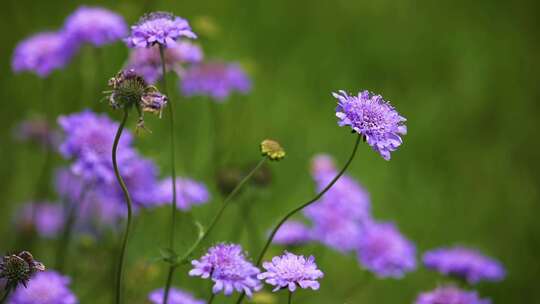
(0, 251), (45, 290)
(260, 139), (285, 161)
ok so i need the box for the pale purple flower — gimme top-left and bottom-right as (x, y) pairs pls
(126, 12), (196, 48)
(12, 118), (60, 149)
(64, 6), (127, 46)
(189, 243), (261, 297)
(16, 203), (64, 239)
(9, 271), (77, 304)
(415, 286), (491, 304)
(423, 246), (505, 284)
(258, 252), (323, 292)
(310, 154), (336, 178)
(156, 177), (210, 210)
(334, 90), (407, 160)
(357, 221), (417, 278)
(12, 31), (76, 77)
(180, 62), (251, 101)
(272, 221), (312, 246)
(148, 288), (204, 304)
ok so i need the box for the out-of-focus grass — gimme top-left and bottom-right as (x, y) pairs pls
(1, 0), (539, 303)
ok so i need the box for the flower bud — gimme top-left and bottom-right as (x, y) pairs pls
(260, 139), (285, 161)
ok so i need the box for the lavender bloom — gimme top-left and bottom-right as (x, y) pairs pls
(180, 62), (251, 101)
(64, 6), (127, 46)
(423, 246), (505, 284)
(156, 177), (210, 210)
(16, 203), (64, 238)
(12, 31), (75, 77)
(272, 221), (312, 246)
(12, 118), (60, 149)
(189, 243), (261, 297)
(9, 271), (77, 304)
(148, 288), (204, 304)
(357, 221), (417, 278)
(258, 252), (323, 292)
(126, 12), (196, 48)
(415, 286), (491, 304)
(334, 90), (407, 160)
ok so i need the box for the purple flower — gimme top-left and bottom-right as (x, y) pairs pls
(310, 154), (337, 177)
(12, 31), (76, 77)
(12, 118), (60, 149)
(423, 246), (505, 284)
(64, 6), (127, 46)
(16, 202), (64, 239)
(180, 62), (251, 101)
(189, 243), (261, 297)
(357, 221), (417, 278)
(272, 221), (312, 246)
(58, 110), (135, 183)
(334, 90), (407, 160)
(258, 251), (323, 292)
(156, 177), (210, 210)
(415, 286), (491, 304)
(126, 12), (196, 48)
(9, 270), (77, 304)
(148, 288), (204, 304)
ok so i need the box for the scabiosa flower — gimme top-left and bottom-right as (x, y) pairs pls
(12, 31), (76, 77)
(180, 61), (251, 101)
(64, 6), (127, 46)
(357, 221), (417, 278)
(258, 251), (323, 292)
(126, 12), (196, 48)
(148, 287), (204, 304)
(415, 286), (491, 304)
(272, 221), (312, 246)
(0, 251), (45, 290)
(423, 246), (505, 284)
(15, 203), (64, 239)
(9, 270), (77, 304)
(156, 177), (210, 210)
(189, 243), (261, 297)
(334, 90), (407, 160)
(12, 118), (60, 149)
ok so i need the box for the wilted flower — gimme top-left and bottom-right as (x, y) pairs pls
(260, 139), (285, 161)
(415, 286), (491, 304)
(334, 90), (407, 160)
(357, 221), (417, 278)
(272, 221), (312, 246)
(156, 177), (210, 210)
(9, 270), (77, 304)
(12, 31), (76, 77)
(15, 203), (64, 238)
(0, 251), (45, 290)
(12, 118), (60, 149)
(189, 243), (261, 297)
(148, 287), (204, 304)
(64, 6), (127, 46)
(423, 246), (505, 284)
(126, 12), (196, 48)
(180, 61), (251, 101)
(258, 251), (323, 292)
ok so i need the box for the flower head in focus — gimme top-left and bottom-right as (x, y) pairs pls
(9, 270), (77, 304)
(64, 6), (127, 46)
(272, 221), (312, 246)
(415, 285), (491, 304)
(126, 12), (196, 48)
(0, 251), (45, 290)
(260, 139), (285, 161)
(258, 251), (323, 292)
(333, 90), (407, 160)
(148, 287), (204, 304)
(156, 177), (210, 210)
(15, 202), (64, 238)
(189, 243), (261, 297)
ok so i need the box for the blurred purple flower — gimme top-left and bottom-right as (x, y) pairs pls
(16, 202), (64, 239)
(12, 118), (60, 149)
(148, 287), (204, 304)
(180, 62), (251, 101)
(126, 12), (196, 48)
(9, 270), (77, 304)
(156, 177), (210, 210)
(423, 246), (505, 284)
(189, 243), (261, 297)
(415, 286), (491, 304)
(357, 221), (417, 278)
(12, 31), (76, 77)
(64, 6), (127, 46)
(258, 251), (323, 292)
(334, 90), (407, 160)
(272, 221), (312, 246)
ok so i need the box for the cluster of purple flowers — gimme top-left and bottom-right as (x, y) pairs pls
(15, 202), (64, 238)
(148, 287), (204, 304)
(415, 286), (491, 304)
(8, 271), (77, 304)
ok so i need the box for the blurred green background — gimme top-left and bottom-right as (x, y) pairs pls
(1, 0), (539, 303)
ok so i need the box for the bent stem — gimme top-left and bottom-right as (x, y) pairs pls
(235, 134), (361, 304)
(113, 108), (134, 304)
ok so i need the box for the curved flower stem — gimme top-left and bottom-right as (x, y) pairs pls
(288, 290), (293, 304)
(159, 45), (179, 304)
(235, 134), (361, 304)
(113, 108), (133, 304)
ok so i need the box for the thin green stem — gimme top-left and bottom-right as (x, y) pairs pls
(159, 45), (179, 304)
(235, 135), (361, 304)
(207, 292), (216, 304)
(288, 290), (293, 304)
(113, 108), (133, 304)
